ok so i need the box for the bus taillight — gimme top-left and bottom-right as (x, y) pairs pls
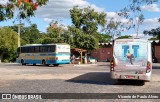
(110, 60), (114, 71)
(146, 61), (151, 73)
(56, 57), (58, 60)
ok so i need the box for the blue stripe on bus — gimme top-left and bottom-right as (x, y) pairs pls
(46, 60), (70, 64)
(24, 53), (70, 56)
(16, 59), (70, 65)
(56, 54), (70, 56)
(40, 54), (47, 56)
(39, 53), (70, 56)
(48, 54), (56, 56)
(25, 60), (42, 64)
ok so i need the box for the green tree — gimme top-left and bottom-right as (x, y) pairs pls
(10, 24), (41, 45)
(117, 35), (132, 39)
(68, 26), (99, 50)
(41, 37), (65, 44)
(97, 34), (112, 43)
(75, 34), (98, 50)
(70, 6), (106, 35)
(47, 21), (66, 37)
(69, 6), (106, 50)
(61, 31), (74, 47)
(41, 38), (58, 44)
(0, 27), (18, 62)
(44, 20), (67, 44)
(34, 32), (47, 44)
(0, 0), (48, 21)
(144, 27), (160, 40)
(21, 24), (40, 44)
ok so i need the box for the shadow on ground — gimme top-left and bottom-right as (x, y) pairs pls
(115, 79), (145, 86)
(31, 65), (64, 67)
(66, 72), (145, 86)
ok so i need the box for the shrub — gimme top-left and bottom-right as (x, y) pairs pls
(3, 59), (9, 63)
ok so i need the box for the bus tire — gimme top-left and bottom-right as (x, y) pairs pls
(21, 59), (26, 65)
(33, 64), (36, 66)
(46, 64), (50, 66)
(53, 64), (59, 66)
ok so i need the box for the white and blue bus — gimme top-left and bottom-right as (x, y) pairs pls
(16, 44), (70, 66)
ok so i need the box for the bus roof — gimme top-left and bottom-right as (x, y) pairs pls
(20, 43), (69, 47)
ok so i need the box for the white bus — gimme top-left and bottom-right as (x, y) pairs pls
(110, 38), (152, 81)
(16, 44), (70, 66)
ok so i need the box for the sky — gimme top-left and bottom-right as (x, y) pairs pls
(0, 0), (160, 37)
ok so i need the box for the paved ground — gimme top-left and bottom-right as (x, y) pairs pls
(0, 62), (160, 102)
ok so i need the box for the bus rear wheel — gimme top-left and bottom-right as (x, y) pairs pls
(53, 64), (59, 66)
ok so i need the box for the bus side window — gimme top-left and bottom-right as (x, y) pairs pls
(47, 46), (55, 52)
(21, 47), (25, 53)
(39, 47), (42, 52)
(35, 46), (39, 53)
(46, 46), (51, 52)
(26, 47), (29, 53)
(51, 45), (56, 52)
(29, 47), (34, 53)
(40, 46), (45, 52)
(43, 46), (47, 52)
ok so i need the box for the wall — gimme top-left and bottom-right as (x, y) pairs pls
(91, 48), (113, 61)
(155, 46), (160, 62)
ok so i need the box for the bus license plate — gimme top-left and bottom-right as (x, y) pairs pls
(125, 75), (135, 79)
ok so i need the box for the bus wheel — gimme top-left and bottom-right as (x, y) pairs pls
(33, 64), (36, 66)
(53, 64), (59, 66)
(46, 64), (50, 66)
(21, 59), (26, 65)
(42, 60), (46, 66)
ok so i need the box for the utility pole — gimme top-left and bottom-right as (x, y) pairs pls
(18, 20), (22, 47)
